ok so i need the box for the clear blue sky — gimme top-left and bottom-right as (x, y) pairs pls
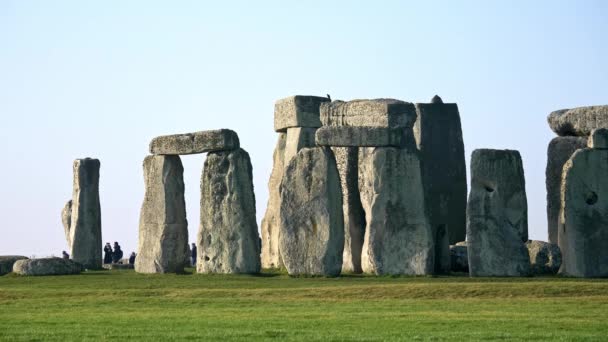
(1, 1), (606, 257)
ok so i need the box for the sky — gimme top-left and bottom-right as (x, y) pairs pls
(1, 1), (607, 257)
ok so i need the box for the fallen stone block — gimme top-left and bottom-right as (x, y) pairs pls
(0, 256), (28, 276)
(320, 98), (417, 128)
(149, 129), (240, 155)
(274, 95), (329, 132)
(526, 240), (561, 275)
(13, 258), (83, 276)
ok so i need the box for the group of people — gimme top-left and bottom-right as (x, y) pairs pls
(103, 242), (136, 265)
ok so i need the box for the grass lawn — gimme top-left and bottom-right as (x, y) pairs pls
(1, 269), (607, 341)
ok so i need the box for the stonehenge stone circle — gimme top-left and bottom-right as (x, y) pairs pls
(136, 155), (189, 274)
(414, 96), (467, 248)
(545, 136), (587, 243)
(332, 146), (366, 273)
(274, 95), (329, 132)
(358, 147), (434, 275)
(13, 258), (83, 276)
(69, 158), (102, 269)
(320, 98), (417, 128)
(61, 200), (73, 250)
(467, 149), (530, 277)
(279, 147), (344, 277)
(315, 126), (410, 148)
(548, 105), (608, 136)
(559, 130), (608, 277)
(526, 240), (561, 275)
(0, 256), (28, 275)
(261, 133), (287, 269)
(449, 243), (468, 273)
(149, 129), (240, 155)
(198, 148), (261, 274)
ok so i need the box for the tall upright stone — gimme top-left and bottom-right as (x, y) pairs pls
(61, 200), (73, 250)
(135, 155), (188, 274)
(198, 148), (261, 274)
(358, 147), (434, 275)
(467, 149), (530, 277)
(414, 95), (467, 273)
(69, 158), (102, 269)
(545, 136), (586, 243)
(261, 133), (287, 269)
(332, 147), (366, 273)
(558, 129), (608, 277)
(279, 147), (344, 276)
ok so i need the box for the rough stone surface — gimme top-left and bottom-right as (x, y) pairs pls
(320, 99), (417, 128)
(526, 240), (561, 275)
(13, 258), (83, 276)
(198, 148), (261, 274)
(588, 128), (608, 149)
(261, 133), (286, 269)
(274, 95), (329, 132)
(135, 155), (189, 274)
(467, 149), (530, 277)
(415, 100), (467, 273)
(149, 129), (240, 155)
(279, 147), (344, 276)
(70, 158), (102, 269)
(545, 136), (587, 243)
(284, 127), (317, 169)
(558, 148), (608, 277)
(315, 126), (413, 148)
(61, 200), (73, 250)
(548, 105), (608, 136)
(449, 244), (468, 273)
(332, 147), (366, 273)
(358, 147), (434, 275)
(0, 256), (28, 275)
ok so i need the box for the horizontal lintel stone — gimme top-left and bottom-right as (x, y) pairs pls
(149, 129), (240, 155)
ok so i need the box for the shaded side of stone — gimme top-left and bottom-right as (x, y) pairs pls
(526, 240), (561, 275)
(61, 200), (73, 250)
(135, 155), (189, 274)
(198, 148), (261, 274)
(150, 129), (240, 155)
(588, 128), (608, 149)
(274, 95), (329, 132)
(0, 256), (28, 275)
(449, 244), (468, 273)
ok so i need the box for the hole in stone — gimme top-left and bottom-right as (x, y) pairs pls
(485, 186), (494, 193)
(586, 192), (598, 205)
(204, 256), (210, 261)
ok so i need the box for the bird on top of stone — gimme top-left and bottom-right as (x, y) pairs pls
(327, 94), (331, 101)
(431, 95), (443, 104)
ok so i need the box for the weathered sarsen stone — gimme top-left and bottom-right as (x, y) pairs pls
(0, 256), (28, 275)
(359, 147), (434, 275)
(559, 129), (608, 277)
(135, 155), (189, 274)
(545, 136), (586, 243)
(149, 129), (240, 155)
(415, 96), (467, 248)
(61, 200), (73, 250)
(261, 133), (287, 269)
(320, 99), (417, 128)
(274, 95), (329, 132)
(467, 149), (530, 277)
(69, 158), (102, 269)
(198, 148), (261, 274)
(332, 147), (366, 273)
(279, 147), (344, 276)
(548, 105), (608, 136)
(13, 258), (83, 276)
(315, 126), (412, 148)
(284, 127), (317, 169)
(526, 240), (561, 275)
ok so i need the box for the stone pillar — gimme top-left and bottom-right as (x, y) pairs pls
(61, 200), (73, 250)
(414, 95), (467, 271)
(558, 129), (608, 277)
(69, 158), (102, 269)
(284, 127), (317, 169)
(279, 147), (344, 276)
(135, 155), (188, 274)
(198, 148), (261, 274)
(466, 149), (530, 277)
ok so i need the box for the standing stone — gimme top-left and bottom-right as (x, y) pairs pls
(279, 147), (344, 276)
(284, 127), (317, 169)
(135, 155), (188, 274)
(545, 136), (586, 243)
(467, 149), (530, 277)
(274, 95), (329, 132)
(61, 200), (73, 250)
(559, 129), (608, 277)
(547, 105), (608, 136)
(149, 129), (240, 155)
(69, 158), (102, 269)
(526, 240), (561, 275)
(261, 133), (287, 269)
(332, 147), (366, 273)
(358, 147), (434, 275)
(198, 148), (261, 274)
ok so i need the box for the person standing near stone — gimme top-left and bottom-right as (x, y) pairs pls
(62, 251), (70, 259)
(129, 252), (136, 265)
(103, 242), (113, 264)
(112, 242), (123, 264)
(190, 243), (197, 267)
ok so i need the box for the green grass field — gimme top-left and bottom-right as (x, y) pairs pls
(1, 269), (607, 341)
